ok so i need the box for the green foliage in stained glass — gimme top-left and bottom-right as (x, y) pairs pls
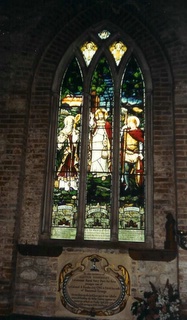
(53, 187), (77, 205)
(91, 56), (113, 107)
(122, 56), (144, 103)
(87, 174), (111, 205)
(61, 58), (83, 99)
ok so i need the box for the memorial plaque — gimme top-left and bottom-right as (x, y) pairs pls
(58, 254), (130, 316)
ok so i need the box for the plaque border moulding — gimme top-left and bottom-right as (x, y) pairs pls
(58, 254), (130, 317)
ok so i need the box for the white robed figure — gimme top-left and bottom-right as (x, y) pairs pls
(89, 108), (112, 178)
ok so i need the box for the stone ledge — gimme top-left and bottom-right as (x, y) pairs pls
(129, 248), (177, 261)
(18, 244), (177, 261)
(17, 244), (62, 257)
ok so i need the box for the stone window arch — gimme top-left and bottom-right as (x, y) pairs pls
(41, 23), (153, 248)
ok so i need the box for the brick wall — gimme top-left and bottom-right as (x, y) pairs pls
(1, 0), (187, 317)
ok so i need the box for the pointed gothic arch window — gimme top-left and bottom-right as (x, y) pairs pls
(45, 28), (152, 246)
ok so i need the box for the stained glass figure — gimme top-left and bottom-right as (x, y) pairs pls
(85, 57), (113, 240)
(109, 41), (127, 66)
(98, 30), (111, 40)
(51, 58), (83, 240)
(119, 56), (145, 241)
(80, 41), (98, 66)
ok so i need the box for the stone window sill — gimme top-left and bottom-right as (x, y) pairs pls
(17, 244), (177, 261)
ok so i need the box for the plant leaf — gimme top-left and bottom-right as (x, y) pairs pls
(149, 281), (157, 293)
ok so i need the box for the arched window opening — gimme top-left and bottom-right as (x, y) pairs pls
(50, 29), (148, 244)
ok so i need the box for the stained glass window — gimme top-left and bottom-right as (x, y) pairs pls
(50, 32), (147, 244)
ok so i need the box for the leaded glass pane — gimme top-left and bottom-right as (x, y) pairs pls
(98, 30), (111, 40)
(84, 57), (113, 240)
(81, 41), (98, 66)
(109, 41), (127, 66)
(51, 58), (83, 240)
(119, 56), (145, 241)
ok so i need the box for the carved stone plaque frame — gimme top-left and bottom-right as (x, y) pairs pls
(58, 254), (130, 316)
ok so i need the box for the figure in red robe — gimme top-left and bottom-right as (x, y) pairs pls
(121, 115), (144, 189)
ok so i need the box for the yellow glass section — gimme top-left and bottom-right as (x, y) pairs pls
(80, 41), (98, 66)
(109, 41), (127, 66)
